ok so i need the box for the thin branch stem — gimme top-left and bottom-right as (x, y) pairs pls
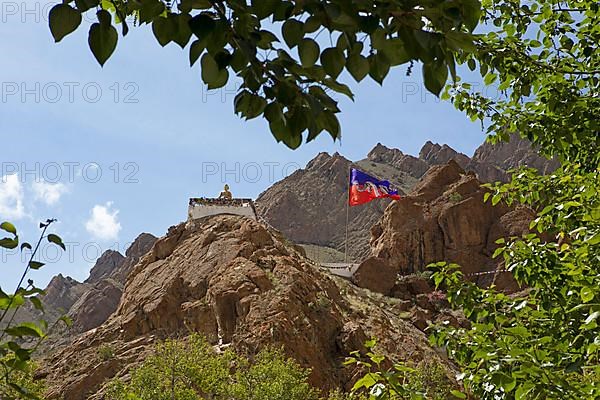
(0, 221), (53, 332)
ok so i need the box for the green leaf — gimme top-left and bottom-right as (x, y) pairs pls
(282, 19), (304, 48)
(60, 315), (74, 328)
(351, 372), (379, 391)
(368, 53), (390, 85)
(346, 53), (369, 82)
(152, 15), (176, 47)
(450, 390), (466, 399)
(189, 39), (206, 66)
(467, 58), (476, 71)
(201, 53), (220, 85)
(0, 294), (25, 310)
(4, 322), (45, 338)
(423, 61), (448, 97)
(318, 112), (341, 140)
(139, 0), (165, 23)
(251, 0), (279, 19)
(298, 39), (319, 68)
(47, 234), (66, 251)
(235, 91), (267, 120)
(492, 247), (504, 258)
(581, 286), (594, 303)
(188, 13), (216, 41)
(492, 372), (516, 392)
(29, 296), (44, 312)
(320, 48), (345, 78)
(207, 68), (228, 90)
(515, 383), (534, 400)
(0, 238), (18, 249)
(323, 79), (354, 100)
(75, 0), (99, 12)
(0, 222), (16, 235)
(88, 11), (118, 66)
(173, 13), (193, 48)
(445, 31), (476, 53)
(587, 232), (600, 245)
(28, 261), (45, 270)
(49, 4), (82, 43)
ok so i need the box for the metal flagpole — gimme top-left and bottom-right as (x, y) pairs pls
(344, 166), (351, 264)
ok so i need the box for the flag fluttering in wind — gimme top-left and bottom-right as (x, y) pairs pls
(348, 168), (401, 206)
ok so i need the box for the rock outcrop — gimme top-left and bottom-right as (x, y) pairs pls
(11, 233), (158, 344)
(42, 215), (448, 400)
(84, 250), (125, 284)
(66, 233), (158, 334)
(353, 161), (531, 295)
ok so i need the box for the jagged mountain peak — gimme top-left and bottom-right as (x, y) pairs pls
(305, 151), (332, 169)
(419, 141), (470, 168)
(367, 142), (405, 164)
(85, 250), (125, 284)
(125, 233), (158, 259)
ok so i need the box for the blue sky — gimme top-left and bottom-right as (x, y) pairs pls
(0, 5), (489, 289)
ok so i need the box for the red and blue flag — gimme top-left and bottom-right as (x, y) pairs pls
(348, 168), (401, 206)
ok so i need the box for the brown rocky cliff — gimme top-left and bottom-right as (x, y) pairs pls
(4, 275), (90, 331)
(42, 215), (448, 400)
(354, 160), (532, 295)
(17, 233), (159, 347)
(66, 233), (158, 334)
(84, 250), (125, 284)
(41, 275), (89, 314)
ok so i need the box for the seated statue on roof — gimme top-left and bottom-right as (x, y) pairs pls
(218, 184), (233, 200)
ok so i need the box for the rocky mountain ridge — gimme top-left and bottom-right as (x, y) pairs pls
(12, 233), (157, 341)
(256, 134), (557, 261)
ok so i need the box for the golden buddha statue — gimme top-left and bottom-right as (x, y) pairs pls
(218, 184), (233, 200)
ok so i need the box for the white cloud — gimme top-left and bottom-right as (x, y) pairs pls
(0, 174), (25, 219)
(85, 202), (122, 241)
(32, 180), (68, 206)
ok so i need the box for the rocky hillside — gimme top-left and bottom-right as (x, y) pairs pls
(66, 233), (157, 334)
(256, 135), (556, 261)
(11, 233), (157, 339)
(353, 160), (531, 295)
(41, 215), (453, 400)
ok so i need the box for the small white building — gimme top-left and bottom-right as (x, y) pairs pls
(188, 197), (257, 221)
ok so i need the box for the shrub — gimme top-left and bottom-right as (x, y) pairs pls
(345, 340), (463, 400)
(448, 192), (463, 204)
(106, 334), (320, 400)
(0, 357), (45, 399)
(98, 344), (115, 361)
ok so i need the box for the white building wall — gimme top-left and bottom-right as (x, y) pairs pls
(188, 204), (257, 220)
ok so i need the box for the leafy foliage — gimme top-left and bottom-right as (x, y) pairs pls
(428, 1), (600, 398)
(0, 357), (44, 399)
(430, 165), (600, 399)
(106, 334), (328, 400)
(48, 0), (481, 148)
(445, 0), (599, 166)
(0, 219), (70, 399)
(344, 339), (461, 400)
